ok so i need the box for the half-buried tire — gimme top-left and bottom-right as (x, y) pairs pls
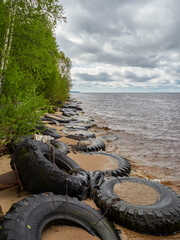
(0, 193), (121, 240)
(43, 113), (70, 123)
(94, 177), (180, 235)
(50, 139), (70, 154)
(99, 153), (131, 177)
(62, 129), (96, 140)
(72, 138), (106, 152)
(36, 125), (62, 139)
(10, 139), (90, 200)
(64, 122), (94, 130)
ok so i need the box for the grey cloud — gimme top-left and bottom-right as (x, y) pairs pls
(75, 72), (111, 82)
(91, 49), (158, 68)
(57, 0), (180, 91)
(176, 80), (180, 85)
(123, 71), (159, 83)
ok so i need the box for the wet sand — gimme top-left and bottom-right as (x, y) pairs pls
(93, 125), (180, 195)
(0, 110), (180, 239)
(68, 152), (119, 171)
(114, 182), (160, 205)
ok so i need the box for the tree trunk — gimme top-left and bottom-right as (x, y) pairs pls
(5, 2), (16, 67)
(0, 0), (15, 95)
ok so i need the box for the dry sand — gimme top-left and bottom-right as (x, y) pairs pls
(0, 112), (180, 239)
(0, 154), (12, 174)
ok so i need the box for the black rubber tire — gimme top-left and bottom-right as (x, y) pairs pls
(62, 110), (79, 117)
(36, 125), (62, 139)
(94, 177), (180, 236)
(41, 117), (60, 125)
(61, 107), (78, 113)
(44, 113), (70, 123)
(72, 138), (106, 153)
(0, 193), (121, 240)
(64, 124), (87, 130)
(65, 121), (94, 130)
(62, 129), (96, 140)
(10, 139), (90, 200)
(63, 103), (83, 111)
(71, 116), (94, 123)
(7, 135), (34, 154)
(100, 153), (131, 177)
(50, 139), (70, 154)
(54, 113), (70, 119)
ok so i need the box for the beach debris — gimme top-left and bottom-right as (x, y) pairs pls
(13, 163), (23, 197)
(34, 134), (54, 142)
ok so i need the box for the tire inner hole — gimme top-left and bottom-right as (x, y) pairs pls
(114, 182), (160, 205)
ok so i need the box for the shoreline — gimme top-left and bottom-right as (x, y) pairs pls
(78, 110), (180, 195)
(0, 102), (180, 239)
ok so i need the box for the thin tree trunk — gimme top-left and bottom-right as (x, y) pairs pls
(0, 26), (10, 73)
(0, 4), (11, 92)
(0, 0), (15, 95)
(5, 2), (16, 67)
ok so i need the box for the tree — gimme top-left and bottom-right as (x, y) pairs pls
(0, 0), (66, 95)
(45, 51), (72, 102)
(0, 0), (72, 141)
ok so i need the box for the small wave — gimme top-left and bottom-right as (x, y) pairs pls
(73, 92), (180, 191)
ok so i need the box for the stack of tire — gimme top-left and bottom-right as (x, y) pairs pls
(0, 99), (180, 239)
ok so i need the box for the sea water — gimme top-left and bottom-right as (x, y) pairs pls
(72, 93), (180, 193)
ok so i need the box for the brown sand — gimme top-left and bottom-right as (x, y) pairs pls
(45, 124), (66, 132)
(114, 182), (160, 205)
(57, 136), (79, 146)
(42, 225), (100, 240)
(0, 186), (29, 213)
(0, 154), (12, 174)
(68, 152), (119, 171)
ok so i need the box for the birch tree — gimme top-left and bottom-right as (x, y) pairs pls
(0, 0), (14, 93)
(0, 0), (65, 95)
(0, 1), (72, 140)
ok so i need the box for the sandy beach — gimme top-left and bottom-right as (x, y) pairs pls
(0, 109), (180, 240)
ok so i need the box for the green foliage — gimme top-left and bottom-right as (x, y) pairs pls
(44, 51), (72, 103)
(0, 92), (49, 141)
(47, 107), (55, 114)
(0, 0), (72, 142)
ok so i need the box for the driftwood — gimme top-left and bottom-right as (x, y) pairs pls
(13, 163), (23, 197)
(0, 170), (18, 191)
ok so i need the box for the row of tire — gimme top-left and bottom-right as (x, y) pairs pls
(0, 100), (180, 239)
(55, 100), (180, 236)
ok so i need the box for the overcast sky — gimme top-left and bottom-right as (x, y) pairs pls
(56, 0), (180, 92)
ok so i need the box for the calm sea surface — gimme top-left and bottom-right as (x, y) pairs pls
(72, 93), (180, 193)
